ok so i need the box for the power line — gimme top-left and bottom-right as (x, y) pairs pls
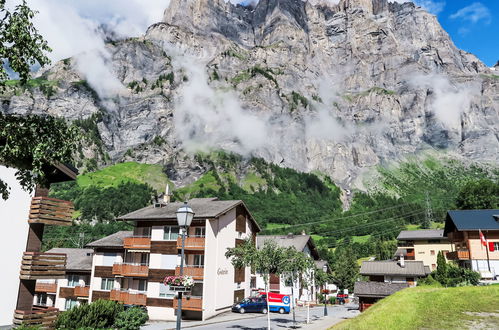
(263, 195), (455, 231)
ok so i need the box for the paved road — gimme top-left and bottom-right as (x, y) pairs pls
(143, 305), (359, 330)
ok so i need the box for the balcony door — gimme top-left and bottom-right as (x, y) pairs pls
(193, 254), (204, 268)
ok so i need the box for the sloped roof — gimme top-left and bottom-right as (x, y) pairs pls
(315, 260), (328, 270)
(360, 260), (427, 277)
(256, 235), (320, 260)
(46, 248), (93, 271)
(397, 229), (446, 240)
(86, 231), (132, 248)
(117, 198), (260, 231)
(354, 281), (409, 297)
(444, 210), (499, 235)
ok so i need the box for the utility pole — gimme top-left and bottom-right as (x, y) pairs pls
(423, 192), (433, 229)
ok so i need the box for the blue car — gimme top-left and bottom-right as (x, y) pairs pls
(232, 297), (268, 314)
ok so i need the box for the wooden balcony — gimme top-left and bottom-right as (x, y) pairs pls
(74, 286), (90, 297)
(35, 282), (57, 293)
(29, 197), (74, 226)
(177, 237), (205, 250)
(446, 250), (470, 260)
(110, 290), (147, 306)
(175, 266), (204, 280)
(123, 237), (151, 250)
(112, 263), (149, 277)
(20, 252), (66, 280)
(173, 297), (203, 311)
(13, 306), (59, 328)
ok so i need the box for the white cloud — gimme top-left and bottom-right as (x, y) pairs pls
(165, 43), (351, 157)
(6, 0), (169, 99)
(409, 74), (479, 129)
(450, 2), (491, 24)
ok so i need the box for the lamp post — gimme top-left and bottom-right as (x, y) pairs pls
(176, 202), (194, 330)
(323, 264), (328, 317)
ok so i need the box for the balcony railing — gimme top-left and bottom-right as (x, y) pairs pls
(112, 263), (149, 277)
(110, 290), (147, 306)
(446, 250), (470, 260)
(20, 252), (66, 280)
(123, 236), (151, 250)
(177, 236), (205, 250)
(35, 282), (57, 293)
(173, 297), (203, 311)
(398, 242), (414, 247)
(74, 286), (90, 297)
(13, 306), (59, 328)
(175, 265), (204, 280)
(28, 197), (74, 226)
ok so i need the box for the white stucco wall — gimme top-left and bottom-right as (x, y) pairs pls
(0, 166), (32, 326)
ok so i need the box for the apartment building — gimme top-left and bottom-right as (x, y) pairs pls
(360, 259), (428, 286)
(6, 163), (77, 328)
(34, 248), (93, 311)
(255, 234), (320, 303)
(444, 209), (499, 279)
(396, 229), (452, 270)
(355, 258), (428, 311)
(87, 197), (260, 321)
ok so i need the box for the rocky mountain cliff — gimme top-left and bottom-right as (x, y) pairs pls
(2, 0), (498, 190)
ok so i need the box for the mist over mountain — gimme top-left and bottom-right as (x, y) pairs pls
(2, 0), (498, 191)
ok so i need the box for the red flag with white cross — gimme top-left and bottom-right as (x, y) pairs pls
(479, 229), (487, 248)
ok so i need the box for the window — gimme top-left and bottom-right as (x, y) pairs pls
(191, 283), (203, 297)
(140, 253), (150, 266)
(432, 264), (436, 270)
(102, 252), (117, 266)
(193, 255), (204, 267)
(138, 279), (148, 292)
(164, 226), (180, 240)
(65, 299), (78, 310)
(430, 250), (435, 256)
(159, 283), (175, 298)
(494, 242), (499, 251)
(67, 275), (79, 287)
(36, 293), (47, 306)
(101, 278), (114, 291)
(135, 227), (151, 237)
(194, 227), (205, 237)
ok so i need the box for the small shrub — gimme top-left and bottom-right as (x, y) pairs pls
(114, 307), (149, 330)
(55, 299), (124, 329)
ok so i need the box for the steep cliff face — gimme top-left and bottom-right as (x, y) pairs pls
(2, 0), (498, 189)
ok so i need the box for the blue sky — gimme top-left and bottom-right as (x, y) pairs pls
(430, 1), (498, 66)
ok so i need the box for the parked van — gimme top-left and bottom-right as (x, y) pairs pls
(259, 292), (291, 314)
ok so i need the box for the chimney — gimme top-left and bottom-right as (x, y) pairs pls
(399, 254), (405, 268)
(163, 184), (172, 204)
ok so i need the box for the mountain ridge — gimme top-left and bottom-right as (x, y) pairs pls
(1, 0), (498, 191)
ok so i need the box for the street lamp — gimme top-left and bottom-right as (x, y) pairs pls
(176, 202), (195, 330)
(323, 264), (328, 317)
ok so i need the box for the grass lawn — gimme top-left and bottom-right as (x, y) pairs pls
(352, 235), (371, 243)
(77, 162), (170, 192)
(332, 285), (499, 330)
(405, 222), (444, 231)
(265, 223), (290, 230)
(357, 256), (372, 266)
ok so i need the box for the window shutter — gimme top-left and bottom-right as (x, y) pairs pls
(489, 242), (495, 252)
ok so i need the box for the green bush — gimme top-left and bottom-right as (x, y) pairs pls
(55, 299), (124, 329)
(114, 307), (149, 330)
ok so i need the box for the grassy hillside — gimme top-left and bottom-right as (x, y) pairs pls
(333, 285), (499, 330)
(77, 162), (170, 192)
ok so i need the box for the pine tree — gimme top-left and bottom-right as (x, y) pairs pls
(332, 244), (359, 291)
(435, 251), (447, 285)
